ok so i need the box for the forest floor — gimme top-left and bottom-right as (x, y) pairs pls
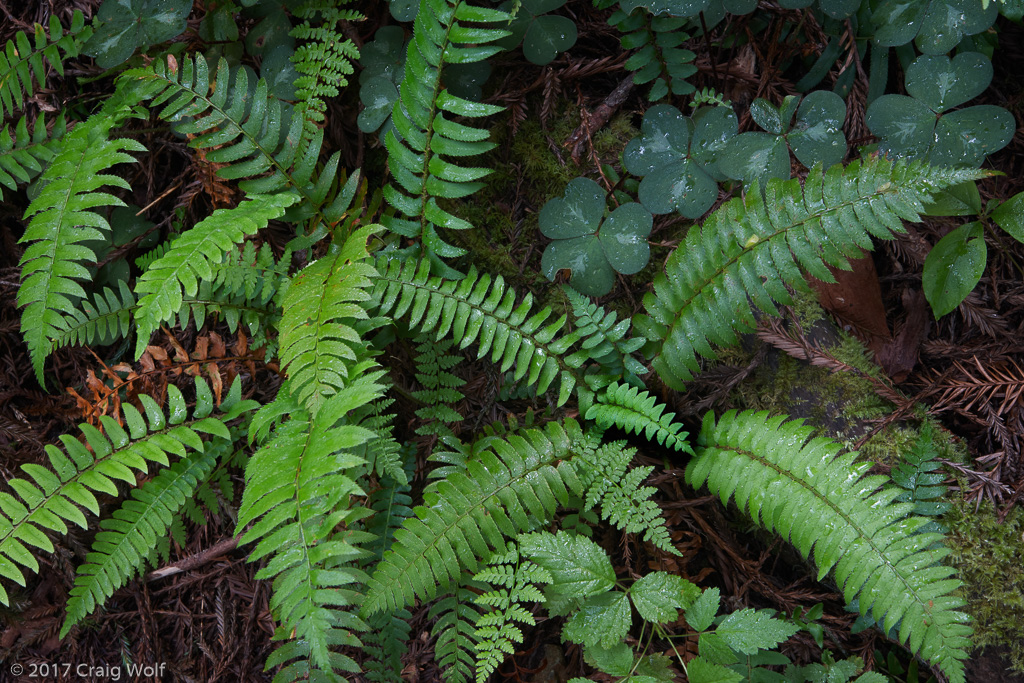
(2, 0), (1024, 681)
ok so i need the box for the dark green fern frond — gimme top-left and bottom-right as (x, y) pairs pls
(892, 422), (950, 527)
(0, 377), (256, 606)
(635, 157), (988, 389)
(53, 280), (135, 351)
(0, 111), (67, 200)
(688, 410), (972, 683)
(608, 7), (696, 101)
(575, 440), (677, 554)
(371, 258), (596, 406)
(124, 55), (348, 214)
(0, 11), (90, 118)
(133, 192), (299, 357)
(290, 0), (363, 148)
(564, 286), (647, 390)
(413, 336), (466, 438)
(17, 108), (146, 384)
(61, 435), (236, 637)
(278, 225), (381, 413)
(585, 382), (692, 454)
(429, 579), (485, 683)
(362, 609), (413, 682)
(361, 419), (590, 615)
(382, 0), (510, 274)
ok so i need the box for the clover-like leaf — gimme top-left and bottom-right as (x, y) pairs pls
(867, 55), (1015, 169)
(788, 90), (846, 168)
(905, 52), (992, 114)
(85, 0), (192, 69)
(539, 179), (653, 295)
(499, 0), (578, 65)
(872, 0), (998, 55)
(357, 76), (400, 134)
(359, 26), (407, 87)
(922, 222), (986, 319)
(621, 0), (712, 17)
(717, 132), (789, 187)
(624, 105), (734, 218)
(389, 0), (418, 21)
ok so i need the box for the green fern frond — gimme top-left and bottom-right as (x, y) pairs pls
(0, 377), (256, 606)
(688, 410), (972, 683)
(53, 280), (135, 351)
(371, 258), (595, 406)
(564, 286), (648, 389)
(608, 7), (696, 101)
(290, 0), (363, 147)
(16, 110), (145, 384)
(61, 435), (236, 637)
(472, 542), (551, 683)
(279, 225), (381, 414)
(891, 422), (950, 522)
(0, 111), (67, 200)
(237, 374), (388, 680)
(635, 157), (988, 389)
(575, 440), (677, 554)
(361, 419), (589, 615)
(0, 11), (90, 119)
(585, 382), (692, 454)
(429, 580), (484, 683)
(362, 609), (413, 682)
(133, 192), (299, 357)
(413, 336), (466, 438)
(123, 55), (347, 215)
(382, 0), (510, 274)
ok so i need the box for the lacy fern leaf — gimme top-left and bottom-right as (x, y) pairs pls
(0, 112), (67, 200)
(0, 11), (90, 118)
(17, 111), (144, 384)
(382, 0), (510, 273)
(636, 157), (988, 389)
(0, 377), (256, 606)
(133, 192), (299, 356)
(688, 410), (972, 683)
(429, 580), (484, 683)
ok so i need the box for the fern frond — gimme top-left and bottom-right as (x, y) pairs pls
(891, 422), (950, 522)
(635, 158), (988, 389)
(290, 0), (363, 148)
(372, 258), (596, 406)
(238, 374), (389, 680)
(0, 377), (256, 606)
(575, 440), (677, 553)
(17, 110), (145, 384)
(429, 580), (484, 683)
(362, 609), (413, 682)
(0, 111), (67, 200)
(609, 7), (697, 101)
(61, 435), (236, 637)
(564, 286), (648, 389)
(585, 382), (692, 454)
(413, 336), (466, 438)
(53, 280), (135, 351)
(278, 225), (381, 414)
(124, 55), (347, 216)
(133, 192), (299, 357)
(0, 11), (90, 118)
(382, 0), (510, 274)
(688, 410), (972, 683)
(361, 419), (589, 615)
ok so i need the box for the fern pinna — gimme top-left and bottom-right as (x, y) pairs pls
(382, 0), (510, 275)
(635, 157), (987, 389)
(0, 377), (256, 608)
(0, 111), (67, 201)
(689, 410), (972, 683)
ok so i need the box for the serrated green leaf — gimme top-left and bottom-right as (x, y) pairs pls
(715, 608), (800, 655)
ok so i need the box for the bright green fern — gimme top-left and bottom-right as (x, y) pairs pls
(635, 157), (988, 389)
(688, 410), (972, 683)
(0, 111), (67, 201)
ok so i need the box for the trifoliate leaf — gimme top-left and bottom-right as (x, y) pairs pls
(930, 106), (1015, 168)
(715, 608), (800, 655)
(600, 203), (653, 275)
(359, 26), (407, 86)
(541, 234), (616, 297)
(865, 95), (935, 161)
(85, 0), (192, 69)
(685, 586), (720, 632)
(718, 132), (789, 186)
(922, 222), (986, 319)
(905, 52), (992, 114)
(358, 77), (400, 134)
(564, 591), (632, 649)
(872, 0), (997, 55)
(630, 571), (699, 624)
(539, 177), (606, 240)
(788, 91), (846, 168)
(520, 531), (616, 602)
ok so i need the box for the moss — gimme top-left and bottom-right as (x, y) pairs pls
(946, 499), (1024, 673)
